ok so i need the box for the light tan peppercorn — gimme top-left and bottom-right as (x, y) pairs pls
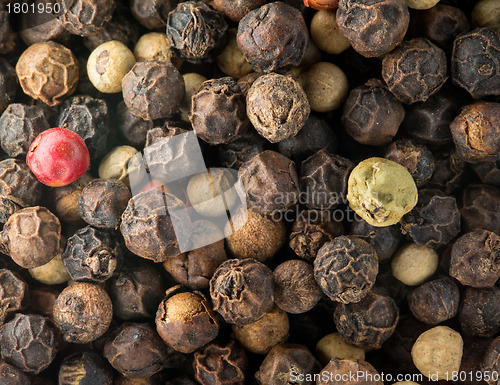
(98, 146), (139, 184)
(216, 28), (253, 79)
(404, 0), (440, 9)
(29, 243), (70, 285)
(134, 33), (172, 62)
(310, 10), (351, 54)
(391, 243), (439, 286)
(472, 0), (500, 32)
(315, 333), (365, 365)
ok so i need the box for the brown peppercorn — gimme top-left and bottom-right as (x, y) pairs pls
(79, 178), (131, 229)
(210, 258), (274, 325)
(0, 206), (61, 269)
(107, 257), (166, 321)
(156, 290), (219, 353)
(408, 277), (460, 325)
(246, 73), (310, 143)
(317, 358), (383, 385)
(58, 350), (113, 385)
(401, 88), (458, 145)
(411, 4), (469, 51)
(232, 306), (289, 354)
(428, 150), (469, 194)
(28, 287), (60, 323)
(193, 340), (248, 385)
(451, 102), (500, 163)
(62, 226), (123, 283)
(452, 28), (500, 99)
(104, 322), (175, 378)
(341, 79), (405, 146)
(349, 218), (402, 263)
(58, 0), (115, 36)
(0, 314), (58, 375)
(301, 149), (354, 210)
(237, 2), (308, 73)
(130, 0), (175, 29)
(0, 361), (30, 385)
(336, 0), (410, 58)
(190, 77), (249, 145)
(238, 151), (299, 215)
(15, 41), (79, 106)
(166, 1), (228, 63)
(237, 72), (261, 95)
(314, 236), (378, 304)
(472, 161), (500, 187)
(116, 102), (153, 148)
(460, 184), (500, 233)
(334, 291), (399, 350)
(0, 158), (44, 224)
(0, 58), (16, 114)
(213, 0), (266, 22)
(382, 38), (447, 104)
(256, 343), (321, 385)
(120, 189), (192, 262)
(384, 139), (435, 187)
(0, 103), (50, 158)
(401, 189), (461, 249)
(53, 282), (113, 343)
(122, 61), (185, 121)
(458, 286), (500, 337)
(482, 337), (500, 385)
(450, 230), (500, 288)
(0, 269), (28, 325)
(274, 260), (322, 314)
(225, 208), (286, 264)
(218, 131), (265, 170)
(289, 210), (344, 261)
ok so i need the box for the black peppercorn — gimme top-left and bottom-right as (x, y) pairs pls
(341, 79), (405, 146)
(238, 150), (299, 215)
(300, 149), (354, 210)
(58, 351), (114, 385)
(237, 2), (308, 73)
(104, 322), (175, 378)
(210, 258), (274, 325)
(0, 5), (16, 54)
(384, 139), (435, 187)
(218, 131), (265, 170)
(0, 58), (16, 114)
(190, 77), (249, 145)
(130, 0), (176, 29)
(472, 161), (500, 187)
(449, 102), (500, 163)
(166, 1), (228, 63)
(274, 260), (323, 314)
(449, 230), (500, 288)
(122, 61), (185, 121)
(336, 0), (410, 58)
(79, 178), (131, 229)
(213, 0), (266, 22)
(116, 102), (154, 148)
(53, 282), (113, 343)
(401, 189), (461, 249)
(289, 210), (344, 262)
(408, 277), (460, 325)
(317, 358), (383, 385)
(334, 290), (399, 350)
(458, 286), (500, 337)
(156, 289), (219, 353)
(349, 218), (402, 263)
(451, 28), (500, 99)
(460, 184), (500, 234)
(0, 103), (50, 158)
(58, 0), (116, 36)
(0, 361), (30, 385)
(62, 226), (124, 283)
(57, 95), (111, 161)
(482, 337), (500, 385)
(0, 313), (58, 375)
(428, 150), (469, 194)
(0, 269), (28, 325)
(193, 340), (248, 385)
(314, 236), (378, 304)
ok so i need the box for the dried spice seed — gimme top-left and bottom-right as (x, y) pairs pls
(116, 102), (154, 148)
(246, 73), (310, 143)
(391, 243), (439, 286)
(0, 314), (58, 375)
(130, 0), (176, 29)
(218, 131), (265, 170)
(482, 337), (500, 385)
(58, 0), (115, 36)
(156, 290), (219, 354)
(53, 282), (113, 343)
(315, 333), (365, 364)
(314, 236), (378, 304)
(0, 361), (30, 385)
(458, 286), (500, 337)
(460, 184), (500, 234)
(317, 358), (383, 385)
(210, 258), (274, 325)
(237, 2), (308, 73)
(0, 58), (16, 115)
(0, 269), (28, 325)
(166, 1), (228, 63)
(451, 28), (500, 99)
(215, 28), (253, 79)
(213, 0), (267, 22)
(58, 351), (113, 385)
(16, 42), (79, 107)
(310, 10), (350, 55)
(336, 0), (410, 58)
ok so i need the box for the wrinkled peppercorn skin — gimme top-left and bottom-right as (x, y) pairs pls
(130, 0), (176, 29)
(0, 58), (16, 114)
(0, 361), (30, 385)
(482, 338), (500, 385)
(58, 351), (114, 385)
(452, 28), (500, 99)
(237, 2), (309, 73)
(0, 269), (28, 325)
(458, 287), (500, 338)
(460, 184), (500, 234)
(58, 0), (115, 36)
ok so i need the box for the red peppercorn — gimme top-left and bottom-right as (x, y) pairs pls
(303, 0), (339, 11)
(26, 127), (90, 187)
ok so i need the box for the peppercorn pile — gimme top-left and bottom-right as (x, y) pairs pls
(0, 0), (500, 384)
